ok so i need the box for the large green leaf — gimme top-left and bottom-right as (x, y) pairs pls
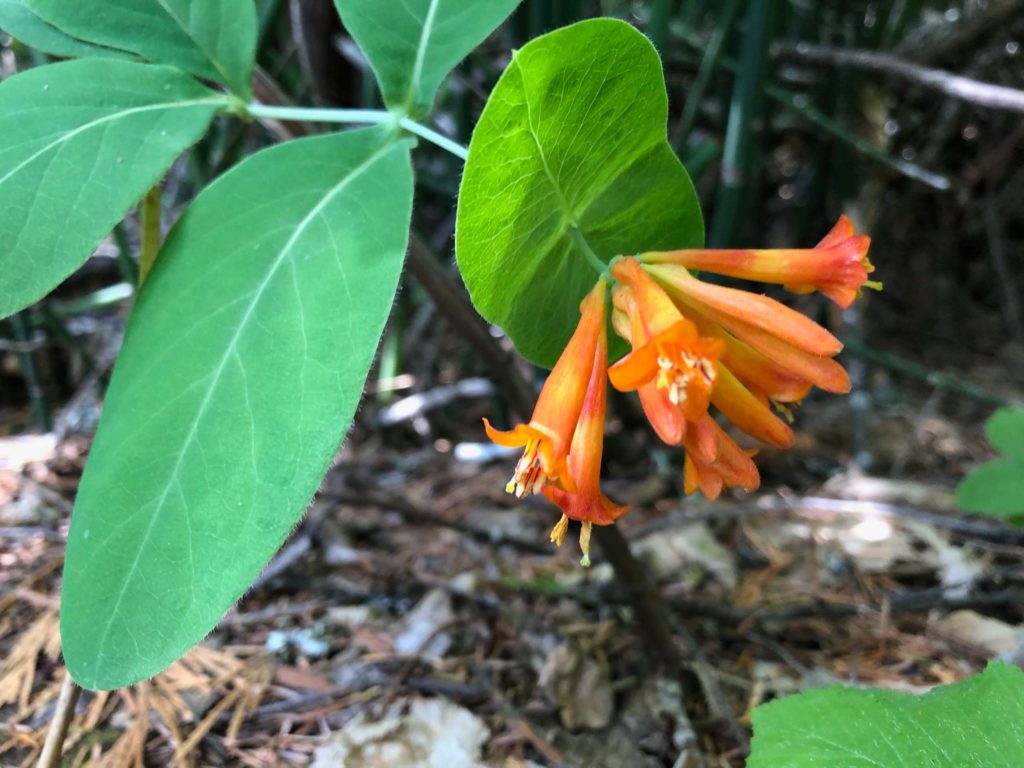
(0, 59), (227, 319)
(455, 18), (703, 367)
(61, 128), (414, 690)
(0, 0), (130, 58)
(956, 407), (1024, 519)
(749, 662), (1024, 767)
(334, 0), (520, 118)
(26, 0), (257, 96)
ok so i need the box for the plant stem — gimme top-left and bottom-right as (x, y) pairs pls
(37, 671), (80, 768)
(9, 313), (51, 432)
(397, 117), (469, 160)
(569, 226), (608, 275)
(245, 104), (394, 125)
(675, 0), (743, 144)
(244, 104), (470, 160)
(138, 185), (162, 285)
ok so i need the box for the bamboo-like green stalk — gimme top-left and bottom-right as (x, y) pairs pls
(708, 0), (774, 247)
(9, 313), (51, 432)
(675, 0), (743, 145)
(674, 31), (953, 191)
(647, 0), (674, 53)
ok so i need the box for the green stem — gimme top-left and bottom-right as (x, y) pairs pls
(397, 117), (469, 160)
(244, 104), (469, 160)
(569, 226), (608, 276)
(246, 104), (394, 125)
(138, 185), (162, 285)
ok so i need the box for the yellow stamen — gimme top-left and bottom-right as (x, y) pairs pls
(549, 514), (569, 547)
(505, 438), (547, 498)
(770, 400), (798, 424)
(579, 521), (593, 567)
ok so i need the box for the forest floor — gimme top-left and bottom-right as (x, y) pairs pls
(1, 305), (1022, 768)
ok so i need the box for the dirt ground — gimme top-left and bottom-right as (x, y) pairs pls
(2, 291), (1022, 767)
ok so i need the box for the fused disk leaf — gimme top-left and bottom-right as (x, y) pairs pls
(27, 0), (257, 96)
(0, 59), (226, 318)
(0, 0), (130, 58)
(456, 18), (703, 367)
(335, 0), (520, 117)
(61, 128), (414, 690)
(750, 662), (1024, 767)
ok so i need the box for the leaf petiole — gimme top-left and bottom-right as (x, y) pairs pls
(244, 104), (468, 161)
(569, 226), (610, 276)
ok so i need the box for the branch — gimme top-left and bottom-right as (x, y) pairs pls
(776, 42), (1024, 114)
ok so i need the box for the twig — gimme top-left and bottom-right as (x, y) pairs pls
(896, 0), (1024, 66)
(404, 235), (537, 419)
(841, 339), (1014, 406)
(36, 671), (81, 768)
(403, 238), (685, 677)
(984, 184), (1024, 347)
(776, 42), (1024, 114)
(675, 32), (953, 191)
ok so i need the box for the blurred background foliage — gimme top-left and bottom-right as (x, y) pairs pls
(1, 0), (1022, 476)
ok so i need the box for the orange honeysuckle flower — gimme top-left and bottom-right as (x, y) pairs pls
(639, 215), (878, 309)
(643, 263), (851, 397)
(683, 417), (759, 501)
(608, 257), (725, 426)
(484, 280), (608, 498)
(543, 313), (628, 566)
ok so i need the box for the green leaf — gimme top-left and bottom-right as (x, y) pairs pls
(749, 662), (1024, 768)
(956, 407), (1024, 519)
(455, 18), (703, 367)
(985, 407), (1024, 460)
(0, 59), (227, 319)
(61, 127), (414, 690)
(956, 458), (1024, 518)
(26, 0), (257, 96)
(0, 0), (131, 58)
(334, 0), (521, 118)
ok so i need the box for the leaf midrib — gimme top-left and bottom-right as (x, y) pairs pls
(402, 0), (440, 113)
(0, 96), (226, 189)
(89, 138), (400, 673)
(153, 0), (241, 92)
(512, 56), (662, 263)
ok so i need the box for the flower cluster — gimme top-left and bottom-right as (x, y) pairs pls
(485, 216), (875, 563)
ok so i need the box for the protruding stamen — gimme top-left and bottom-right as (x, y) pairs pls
(550, 514), (569, 547)
(505, 439), (548, 498)
(579, 521), (593, 567)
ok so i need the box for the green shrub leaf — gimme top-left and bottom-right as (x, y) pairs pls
(0, 0), (131, 58)
(956, 407), (1024, 518)
(0, 59), (227, 319)
(956, 458), (1024, 518)
(334, 0), (520, 118)
(26, 0), (257, 96)
(61, 127), (414, 690)
(455, 18), (703, 367)
(750, 662), (1024, 767)
(985, 407), (1024, 460)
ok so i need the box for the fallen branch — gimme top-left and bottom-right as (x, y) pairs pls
(776, 42), (1024, 114)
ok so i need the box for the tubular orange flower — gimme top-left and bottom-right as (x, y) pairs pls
(484, 280), (607, 498)
(683, 417), (759, 501)
(543, 313), (628, 566)
(607, 258), (725, 428)
(639, 215), (878, 309)
(643, 262), (851, 397)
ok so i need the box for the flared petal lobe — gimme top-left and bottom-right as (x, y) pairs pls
(542, 317), (628, 526)
(484, 281), (608, 497)
(608, 258), (724, 427)
(639, 215), (877, 309)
